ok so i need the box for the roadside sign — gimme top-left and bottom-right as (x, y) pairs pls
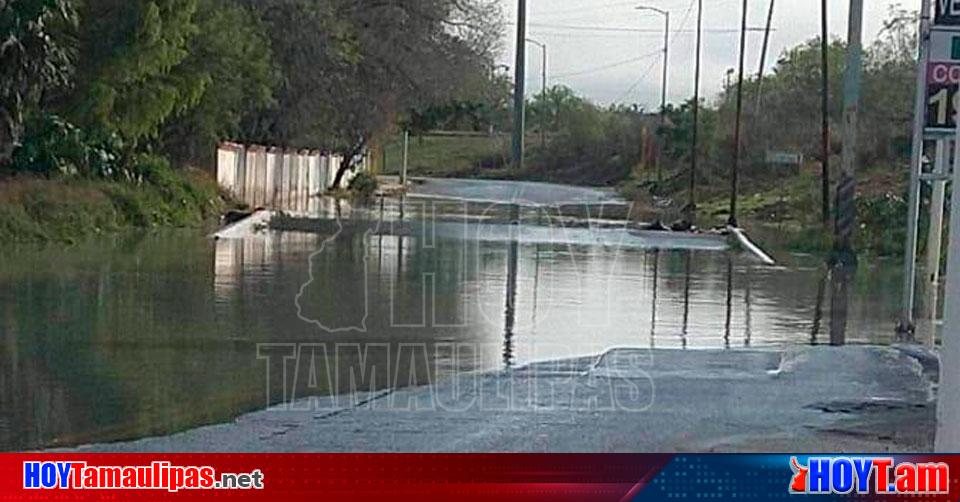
(937, 0), (960, 26)
(765, 151), (803, 165)
(926, 61), (960, 134)
(931, 29), (960, 61)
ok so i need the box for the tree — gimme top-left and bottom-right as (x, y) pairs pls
(0, 0), (76, 165)
(157, 0), (276, 166)
(64, 0), (206, 143)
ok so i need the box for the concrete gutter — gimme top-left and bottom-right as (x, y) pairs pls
(211, 210), (274, 240)
(728, 226), (777, 266)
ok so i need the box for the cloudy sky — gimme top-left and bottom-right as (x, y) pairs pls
(497, 0), (909, 107)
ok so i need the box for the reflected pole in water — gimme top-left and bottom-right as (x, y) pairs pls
(743, 265), (752, 347)
(724, 256), (733, 349)
(810, 267), (828, 345)
(649, 249), (660, 349)
(681, 251), (692, 349)
(503, 204), (521, 368)
(828, 264), (852, 346)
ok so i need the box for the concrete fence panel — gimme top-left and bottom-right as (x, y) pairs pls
(217, 142), (369, 211)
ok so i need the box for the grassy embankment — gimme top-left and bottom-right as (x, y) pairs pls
(688, 162), (910, 257)
(381, 133), (912, 257)
(0, 169), (231, 245)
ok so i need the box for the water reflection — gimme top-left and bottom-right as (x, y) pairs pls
(0, 202), (907, 450)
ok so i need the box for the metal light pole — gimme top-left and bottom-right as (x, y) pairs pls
(729, 0), (749, 227)
(512, 0), (527, 170)
(899, 0), (933, 336)
(526, 38), (547, 148)
(637, 5), (670, 184)
(688, 0), (703, 225)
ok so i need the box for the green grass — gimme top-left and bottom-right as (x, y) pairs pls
(0, 170), (231, 245)
(381, 133), (511, 177)
(690, 165), (911, 257)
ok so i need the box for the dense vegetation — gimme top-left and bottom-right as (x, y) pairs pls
(0, 0), (504, 241)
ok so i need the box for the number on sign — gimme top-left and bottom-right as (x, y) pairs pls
(928, 84), (960, 129)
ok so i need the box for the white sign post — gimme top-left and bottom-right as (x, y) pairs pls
(936, 81), (960, 451)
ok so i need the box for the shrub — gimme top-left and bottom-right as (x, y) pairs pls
(11, 114), (131, 180)
(349, 171), (379, 198)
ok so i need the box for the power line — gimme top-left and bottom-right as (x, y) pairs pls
(532, 1), (640, 17)
(614, 58), (661, 103)
(554, 50), (662, 78)
(511, 22), (772, 34)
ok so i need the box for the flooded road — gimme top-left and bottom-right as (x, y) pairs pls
(0, 180), (908, 451)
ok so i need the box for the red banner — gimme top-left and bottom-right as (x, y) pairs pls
(1, 454), (672, 501)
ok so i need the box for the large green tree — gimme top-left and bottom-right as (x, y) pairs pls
(157, 0), (276, 165)
(65, 0), (205, 143)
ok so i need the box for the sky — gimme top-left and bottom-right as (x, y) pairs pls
(497, 0), (910, 107)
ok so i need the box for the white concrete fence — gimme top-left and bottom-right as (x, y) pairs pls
(216, 142), (368, 210)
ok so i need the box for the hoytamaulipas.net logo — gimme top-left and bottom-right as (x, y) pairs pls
(789, 456), (949, 495)
(23, 461), (264, 492)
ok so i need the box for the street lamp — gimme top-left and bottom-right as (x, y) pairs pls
(525, 38), (547, 148)
(636, 5), (670, 183)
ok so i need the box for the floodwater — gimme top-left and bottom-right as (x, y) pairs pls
(0, 179), (910, 451)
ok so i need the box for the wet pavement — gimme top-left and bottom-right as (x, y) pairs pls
(67, 345), (935, 453)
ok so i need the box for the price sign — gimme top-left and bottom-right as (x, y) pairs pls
(937, 0), (960, 26)
(931, 30), (960, 61)
(926, 61), (960, 134)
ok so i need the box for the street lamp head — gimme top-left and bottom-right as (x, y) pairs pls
(635, 5), (668, 16)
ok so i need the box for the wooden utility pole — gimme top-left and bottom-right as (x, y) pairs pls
(820, 0), (831, 227)
(688, 0), (703, 225)
(512, 0), (527, 170)
(729, 0), (749, 227)
(829, 0), (864, 346)
(835, 0), (863, 261)
(755, 0), (775, 103)
(637, 6), (671, 184)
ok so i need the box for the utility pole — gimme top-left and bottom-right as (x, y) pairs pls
(637, 5), (670, 184)
(755, 0), (775, 105)
(526, 38), (547, 148)
(829, 0), (864, 345)
(835, 0), (863, 261)
(688, 0), (703, 226)
(729, 0), (749, 227)
(899, 0), (933, 336)
(820, 0), (831, 227)
(512, 0), (527, 170)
